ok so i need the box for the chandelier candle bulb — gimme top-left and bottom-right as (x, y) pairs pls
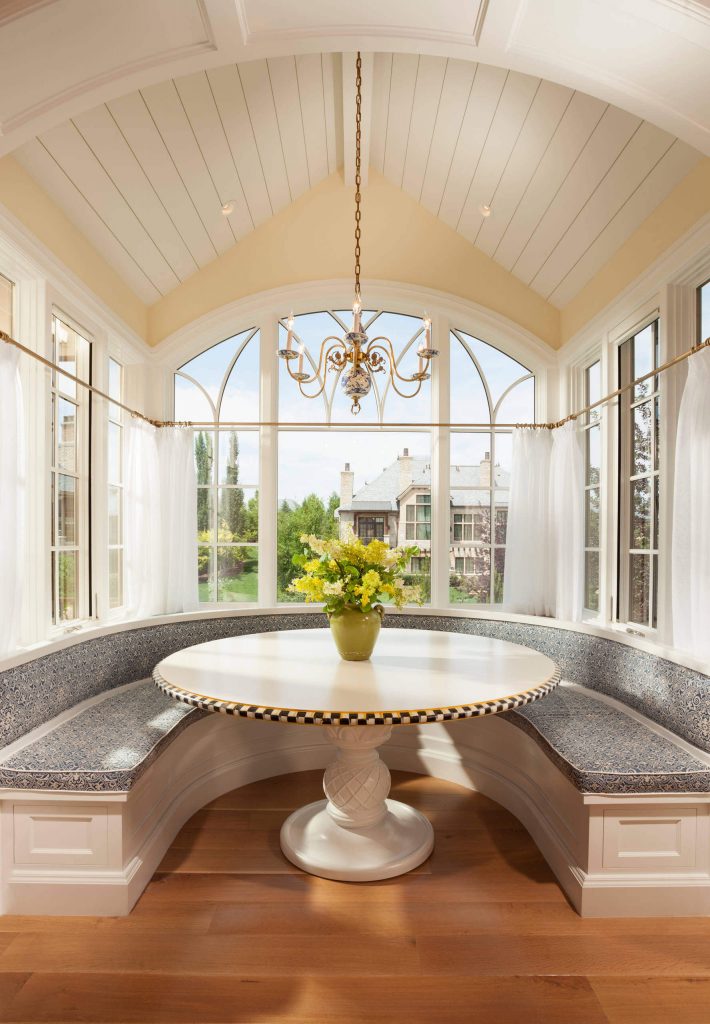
(287, 313), (294, 351)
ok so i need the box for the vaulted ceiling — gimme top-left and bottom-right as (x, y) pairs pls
(1, 0), (708, 326)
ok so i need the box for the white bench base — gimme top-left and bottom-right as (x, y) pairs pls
(1, 713), (709, 917)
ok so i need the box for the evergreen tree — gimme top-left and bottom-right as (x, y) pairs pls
(221, 431), (245, 540)
(195, 431), (213, 533)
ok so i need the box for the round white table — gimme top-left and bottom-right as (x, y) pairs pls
(154, 628), (559, 882)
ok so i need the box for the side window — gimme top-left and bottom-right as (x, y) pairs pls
(618, 321), (660, 630)
(107, 358), (124, 610)
(50, 313), (91, 624)
(450, 329), (534, 604)
(174, 328), (260, 605)
(583, 360), (601, 614)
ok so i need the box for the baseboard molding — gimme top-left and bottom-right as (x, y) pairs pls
(2, 715), (709, 917)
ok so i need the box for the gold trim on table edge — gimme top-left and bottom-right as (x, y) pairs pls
(151, 666), (562, 727)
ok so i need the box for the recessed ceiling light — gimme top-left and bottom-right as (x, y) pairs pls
(479, 204), (492, 218)
(221, 200), (235, 215)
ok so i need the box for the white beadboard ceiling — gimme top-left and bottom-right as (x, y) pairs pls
(14, 52), (702, 309)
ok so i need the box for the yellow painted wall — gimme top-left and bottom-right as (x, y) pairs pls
(147, 170), (561, 348)
(560, 158), (710, 342)
(0, 155), (148, 338)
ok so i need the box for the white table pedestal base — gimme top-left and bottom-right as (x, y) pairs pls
(280, 724), (434, 881)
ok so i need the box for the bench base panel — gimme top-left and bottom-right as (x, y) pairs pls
(2, 713), (709, 917)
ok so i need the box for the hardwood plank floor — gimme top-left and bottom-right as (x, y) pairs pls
(1, 770), (709, 1023)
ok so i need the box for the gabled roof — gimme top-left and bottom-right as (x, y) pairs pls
(340, 456), (510, 512)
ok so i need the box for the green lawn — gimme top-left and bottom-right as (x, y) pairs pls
(199, 570), (259, 603)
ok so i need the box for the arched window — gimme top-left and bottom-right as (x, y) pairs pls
(172, 306), (540, 609)
(175, 328), (260, 604)
(449, 329), (534, 605)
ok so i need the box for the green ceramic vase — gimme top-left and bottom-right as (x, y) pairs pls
(328, 605), (384, 661)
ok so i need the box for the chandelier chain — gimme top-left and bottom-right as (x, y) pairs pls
(354, 50), (362, 302)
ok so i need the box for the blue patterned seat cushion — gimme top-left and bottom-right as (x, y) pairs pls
(0, 682), (204, 792)
(507, 686), (710, 794)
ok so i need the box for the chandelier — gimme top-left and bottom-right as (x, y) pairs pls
(278, 52), (438, 414)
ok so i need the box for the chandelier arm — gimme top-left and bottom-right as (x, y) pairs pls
(285, 336), (347, 387)
(292, 341), (347, 399)
(386, 371), (424, 401)
(366, 337), (428, 385)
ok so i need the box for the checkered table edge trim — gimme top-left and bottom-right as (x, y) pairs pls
(152, 667), (561, 726)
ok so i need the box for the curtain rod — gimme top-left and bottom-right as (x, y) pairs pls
(2, 328), (709, 431)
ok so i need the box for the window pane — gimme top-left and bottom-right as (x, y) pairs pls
(108, 547), (122, 609)
(450, 547), (491, 604)
(218, 487), (259, 543)
(54, 317), (90, 397)
(108, 486), (122, 545)
(220, 333), (260, 423)
(108, 421), (122, 484)
(197, 487), (214, 543)
(632, 402), (652, 475)
(586, 361), (601, 424)
(585, 551), (600, 612)
(586, 425), (600, 486)
(175, 377), (214, 422)
(450, 335), (490, 423)
(494, 502), (508, 545)
(194, 431), (215, 485)
(197, 545), (214, 603)
(218, 430), (259, 486)
(493, 547), (505, 603)
(57, 475), (76, 545)
(217, 546), (258, 603)
(57, 399), (77, 472)
(631, 478), (651, 549)
(633, 325), (654, 400)
(629, 553), (650, 625)
(653, 476), (659, 551)
(364, 311), (430, 425)
(57, 551), (78, 621)
(585, 488), (600, 547)
(654, 396), (660, 472)
(456, 331), (531, 410)
(495, 376), (535, 425)
(178, 332), (244, 407)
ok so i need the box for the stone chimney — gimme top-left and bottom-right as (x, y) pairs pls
(399, 448), (413, 494)
(340, 462), (354, 508)
(479, 451), (491, 488)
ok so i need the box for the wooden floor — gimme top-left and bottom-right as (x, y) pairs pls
(1, 771), (709, 1023)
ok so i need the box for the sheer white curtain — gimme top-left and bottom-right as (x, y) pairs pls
(672, 348), (710, 661)
(158, 426), (198, 614)
(125, 422), (197, 619)
(504, 428), (553, 615)
(549, 422), (585, 621)
(504, 424), (585, 620)
(124, 418), (162, 619)
(0, 344), (25, 656)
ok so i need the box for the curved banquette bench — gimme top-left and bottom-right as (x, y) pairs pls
(1, 611), (708, 917)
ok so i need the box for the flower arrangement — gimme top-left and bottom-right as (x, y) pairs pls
(288, 527), (424, 613)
